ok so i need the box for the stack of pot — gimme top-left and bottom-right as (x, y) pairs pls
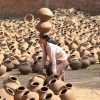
(36, 7), (53, 34)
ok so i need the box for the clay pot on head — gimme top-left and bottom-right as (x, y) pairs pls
(18, 60), (32, 75)
(80, 56), (90, 69)
(3, 76), (21, 91)
(37, 8), (53, 22)
(27, 81), (42, 92)
(22, 90), (39, 100)
(14, 86), (28, 100)
(3, 58), (14, 71)
(38, 86), (54, 100)
(44, 93), (61, 100)
(0, 64), (6, 76)
(0, 88), (14, 100)
(48, 79), (65, 95)
(36, 22), (52, 33)
(69, 59), (82, 70)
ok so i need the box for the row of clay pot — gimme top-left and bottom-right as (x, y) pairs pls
(0, 75), (76, 100)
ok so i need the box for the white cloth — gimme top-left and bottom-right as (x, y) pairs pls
(42, 42), (68, 74)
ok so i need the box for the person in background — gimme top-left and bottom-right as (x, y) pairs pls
(39, 33), (69, 81)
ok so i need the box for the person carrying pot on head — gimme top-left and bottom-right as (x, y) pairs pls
(39, 33), (69, 81)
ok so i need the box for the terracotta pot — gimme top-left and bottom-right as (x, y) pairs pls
(44, 93), (61, 100)
(30, 75), (46, 86)
(89, 53), (97, 64)
(0, 64), (6, 76)
(10, 56), (20, 69)
(46, 75), (60, 84)
(69, 42), (78, 50)
(38, 86), (54, 100)
(24, 14), (34, 22)
(80, 56), (90, 69)
(69, 59), (82, 70)
(14, 86), (28, 100)
(37, 8), (53, 22)
(3, 76), (21, 91)
(32, 61), (43, 73)
(36, 22), (52, 33)
(68, 55), (78, 64)
(3, 58), (14, 71)
(48, 79), (64, 95)
(27, 81), (42, 92)
(81, 49), (90, 57)
(71, 50), (80, 59)
(98, 52), (100, 62)
(0, 88), (14, 100)
(22, 90), (39, 100)
(59, 87), (76, 100)
(18, 61), (32, 75)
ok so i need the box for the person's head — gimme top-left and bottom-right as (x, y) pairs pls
(39, 33), (50, 45)
(39, 33), (57, 46)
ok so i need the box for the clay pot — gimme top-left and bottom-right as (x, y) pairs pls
(69, 42), (78, 50)
(71, 50), (80, 59)
(98, 52), (100, 62)
(3, 58), (14, 71)
(59, 87), (76, 100)
(27, 81), (42, 92)
(0, 64), (6, 76)
(18, 60), (32, 75)
(90, 39), (97, 45)
(0, 88), (14, 100)
(30, 75), (46, 86)
(22, 90), (39, 100)
(32, 61), (43, 73)
(48, 79), (64, 95)
(24, 14), (34, 22)
(38, 86), (54, 100)
(89, 53), (97, 64)
(44, 93), (61, 100)
(37, 8), (53, 22)
(3, 76), (21, 91)
(46, 75), (60, 84)
(10, 56), (20, 69)
(69, 59), (82, 70)
(36, 22), (52, 33)
(14, 86), (28, 100)
(80, 56), (90, 69)
(68, 55), (78, 64)
(81, 49), (90, 57)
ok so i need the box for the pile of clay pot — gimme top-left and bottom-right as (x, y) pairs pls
(0, 74), (76, 100)
(46, 8), (100, 70)
(0, 8), (100, 77)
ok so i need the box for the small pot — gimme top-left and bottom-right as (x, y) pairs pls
(3, 76), (21, 91)
(14, 86), (28, 100)
(0, 64), (6, 76)
(22, 90), (39, 100)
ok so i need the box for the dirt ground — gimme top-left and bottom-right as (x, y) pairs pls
(0, 63), (100, 100)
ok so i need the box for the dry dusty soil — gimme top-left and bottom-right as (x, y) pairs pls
(0, 63), (100, 100)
